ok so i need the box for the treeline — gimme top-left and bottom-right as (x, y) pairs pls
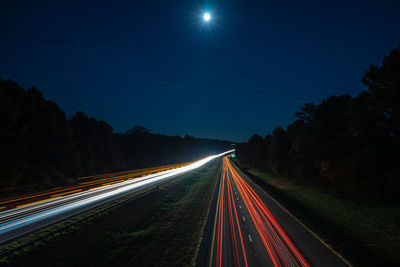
(237, 45), (400, 202)
(116, 127), (231, 168)
(0, 80), (231, 196)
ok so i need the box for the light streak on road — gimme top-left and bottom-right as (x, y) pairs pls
(0, 150), (233, 242)
(0, 162), (193, 210)
(208, 157), (309, 267)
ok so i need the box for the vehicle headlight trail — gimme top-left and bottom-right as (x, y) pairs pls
(0, 150), (234, 239)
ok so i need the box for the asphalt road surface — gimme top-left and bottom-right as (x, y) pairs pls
(0, 151), (233, 246)
(205, 157), (348, 267)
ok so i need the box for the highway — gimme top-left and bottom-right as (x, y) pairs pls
(0, 162), (192, 211)
(0, 150), (233, 245)
(206, 157), (348, 267)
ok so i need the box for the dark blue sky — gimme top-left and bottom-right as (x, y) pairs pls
(1, 0), (399, 142)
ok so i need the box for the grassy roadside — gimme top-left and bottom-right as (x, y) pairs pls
(1, 159), (220, 267)
(235, 164), (400, 266)
(0, 186), (159, 261)
(128, 159), (220, 266)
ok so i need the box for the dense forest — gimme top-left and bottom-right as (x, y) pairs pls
(237, 45), (400, 202)
(0, 81), (231, 197)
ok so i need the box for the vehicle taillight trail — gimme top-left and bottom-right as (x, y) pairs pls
(208, 157), (309, 267)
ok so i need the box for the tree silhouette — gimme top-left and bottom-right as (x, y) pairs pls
(362, 44), (400, 137)
(237, 44), (400, 201)
(126, 126), (150, 135)
(0, 80), (231, 197)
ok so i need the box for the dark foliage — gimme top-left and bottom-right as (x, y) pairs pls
(0, 80), (231, 197)
(115, 132), (231, 170)
(237, 45), (400, 202)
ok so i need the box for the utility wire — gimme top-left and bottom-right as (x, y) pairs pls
(7, 35), (354, 93)
(2, 57), (310, 101)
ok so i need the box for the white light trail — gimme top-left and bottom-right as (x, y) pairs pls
(0, 150), (234, 235)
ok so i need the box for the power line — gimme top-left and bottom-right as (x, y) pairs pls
(2, 57), (310, 101)
(7, 35), (355, 93)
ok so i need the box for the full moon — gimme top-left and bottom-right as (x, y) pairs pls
(203, 13), (211, 22)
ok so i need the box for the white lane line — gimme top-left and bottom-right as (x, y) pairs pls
(242, 216), (246, 221)
(248, 234), (252, 242)
(236, 197), (239, 200)
(239, 205), (242, 209)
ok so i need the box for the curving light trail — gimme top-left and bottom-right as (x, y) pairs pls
(0, 162), (193, 211)
(0, 150), (234, 240)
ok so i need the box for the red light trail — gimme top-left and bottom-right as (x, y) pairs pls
(209, 157), (310, 267)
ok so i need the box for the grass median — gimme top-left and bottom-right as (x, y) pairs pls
(237, 166), (400, 266)
(2, 159), (221, 267)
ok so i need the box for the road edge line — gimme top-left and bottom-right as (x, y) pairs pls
(230, 159), (353, 267)
(191, 159), (222, 266)
(208, 161), (224, 267)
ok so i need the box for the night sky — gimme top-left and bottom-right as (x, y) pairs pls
(1, 0), (399, 142)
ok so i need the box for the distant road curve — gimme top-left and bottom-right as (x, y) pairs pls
(0, 150), (234, 245)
